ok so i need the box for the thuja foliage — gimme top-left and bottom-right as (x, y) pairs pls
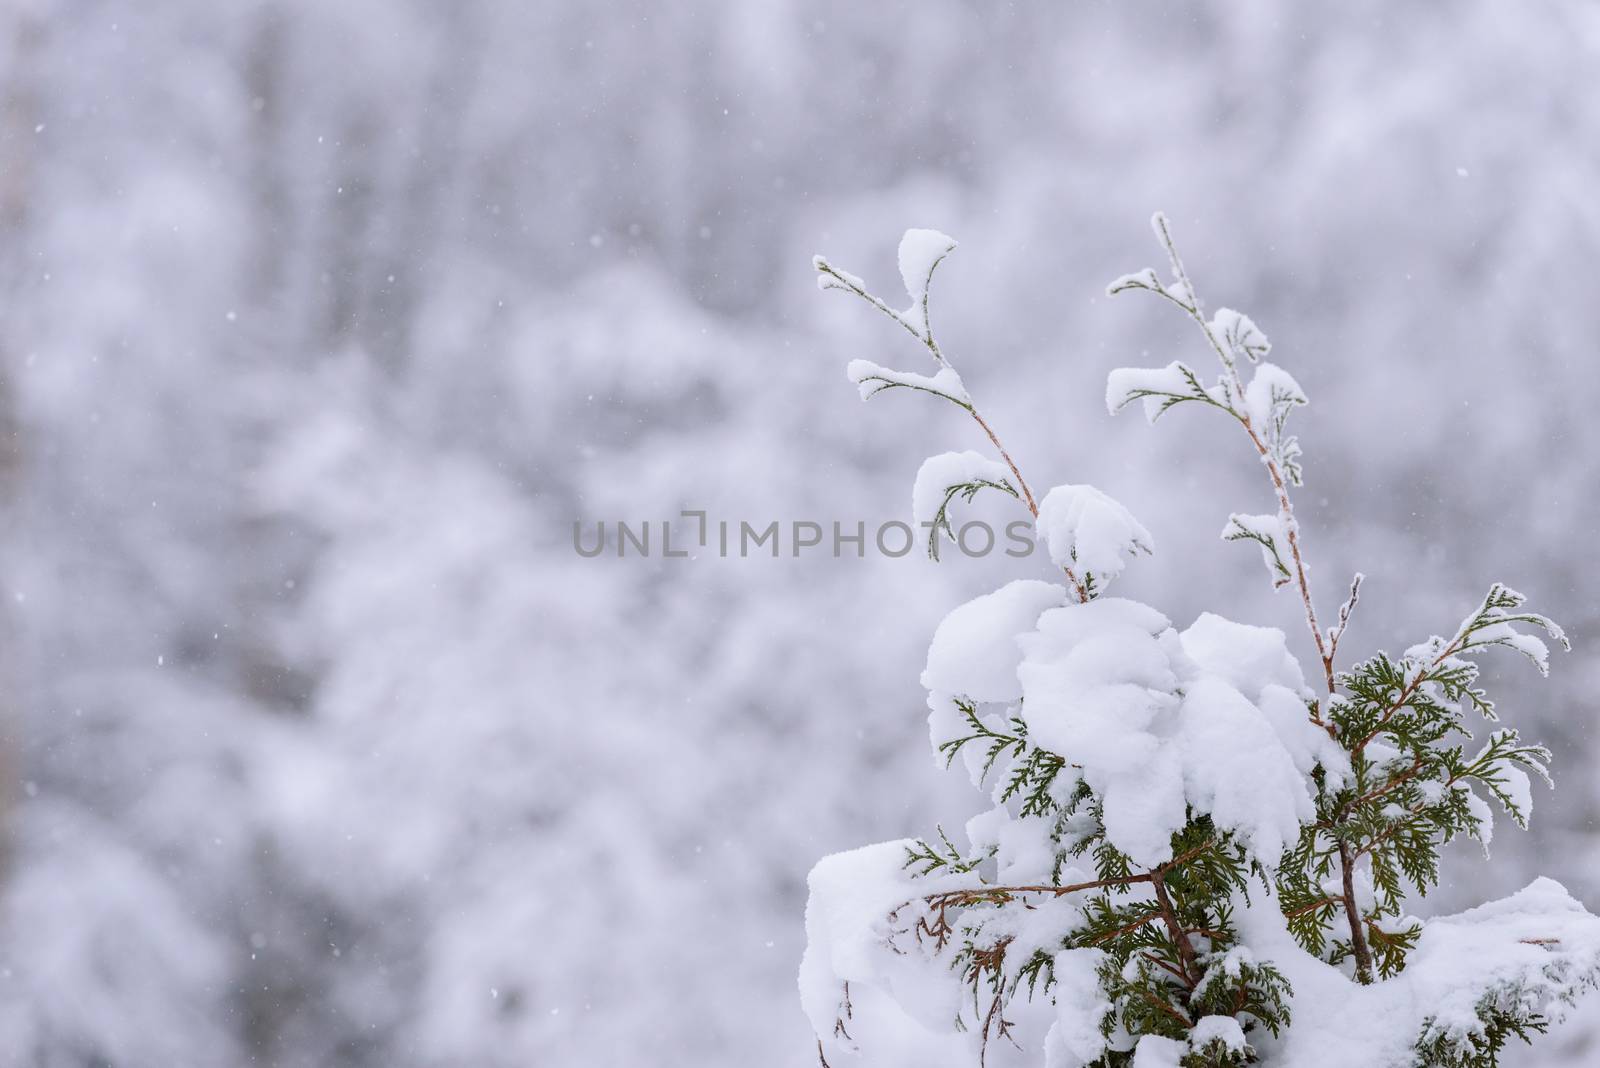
(921, 714), (1289, 1066)
(799, 219), (1599, 1068)
(1279, 585), (1562, 979)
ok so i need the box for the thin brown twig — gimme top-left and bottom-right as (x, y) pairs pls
(917, 837), (1216, 913)
(1353, 764), (1474, 863)
(1150, 214), (1335, 692)
(1336, 838), (1373, 983)
(1140, 986), (1194, 1030)
(1284, 895), (1343, 919)
(1150, 868), (1200, 986)
(1344, 757), (1426, 810)
(923, 871), (1152, 909)
(1328, 573), (1364, 665)
(1139, 950), (1193, 986)
(816, 255), (1089, 602)
(1089, 906), (1165, 947)
(969, 407), (1039, 516)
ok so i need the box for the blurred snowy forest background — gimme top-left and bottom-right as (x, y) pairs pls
(0, 2), (1597, 1065)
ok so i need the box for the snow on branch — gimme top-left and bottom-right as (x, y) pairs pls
(912, 451), (1019, 561)
(1213, 307), (1271, 364)
(1105, 360), (1231, 423)
(846, 358), (972, 409)
(816, 228), (1092, 596)
(1408, 878), (1600, 1063)
(1408, 583), (1570, 679)
(1106, 210), (1334, 697)
(798, 840), (976, 1064)
(1222, 512), (1294, 590)
(1238, 877), (1600, 1067)
(1244, 362), (1309, 486)
(813, 227), (957, 350)
(1034, 484), (1152, 593)
(898, 228), (958, 343)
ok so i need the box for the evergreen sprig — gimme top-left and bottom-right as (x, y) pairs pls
(905, 824), (989, 877)
(1415, 1001), (1549, 1068)
(926, 477), (1020, 560)
(1107, 360), (1232, 422)
(1221, 514), (1294, 589)
(937, 698), (1029, 782)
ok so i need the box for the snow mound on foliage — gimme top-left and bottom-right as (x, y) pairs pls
(799, 841), (978, 1065)
(1237, 877), (1600, 1067)
(1034, 484), (1153, 587)
(921, 579), (1066, 704)
(1016, 599), (1325, 867)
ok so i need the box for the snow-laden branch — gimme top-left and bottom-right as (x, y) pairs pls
(801, 218), (1588, 1066)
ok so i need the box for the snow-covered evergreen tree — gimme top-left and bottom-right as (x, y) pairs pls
(800, 219), (1600, 1067)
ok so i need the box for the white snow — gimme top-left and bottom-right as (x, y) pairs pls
(1180, 612), (1306, 700)
(1220, 513), (1292, 587)
(1130, 1035), (1187, 1067)
(1105, 361), (1219, 422)
(1175, 676), (1317, 866)
(1458, 621), (1554, 674)
(921, 579), (1066, 704)
(1261, 687), (1352, 790)
(1105, 267), (1161, 297)
(966, 806), (1058, 886)
(1497, 760), (1535, 824)
(1190, 1014), (1247, 1053)
(1046, 949), (1110, 1067)
(799, 842), (920, 1003)
(1243, 362), (1307, 429)
(846, 357), (971, 406)
(1211, 307), (1271, 364)
(799, 840), (973, 1063)
(1459, 782), (1496, 847)
(912, 450), (1016, 551)
(1034, 484), (1153, 588)
(813, 255), (866, 293)
(1407, 878), (1600, 1054)
(897, 228), (958, 325)
(1489, 625), (1554, 671)
(1236, 877), (1600, 1067)
(1017, 600), (1322, 867)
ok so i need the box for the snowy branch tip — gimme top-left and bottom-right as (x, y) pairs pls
(912, 451), (1019, 561)
(845, 359), (971, 409)
(813, 228), (958, 344)
(1035, 484), (1153, 592)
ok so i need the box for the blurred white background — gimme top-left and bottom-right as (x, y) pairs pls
(0, 2), (1596, 1064)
